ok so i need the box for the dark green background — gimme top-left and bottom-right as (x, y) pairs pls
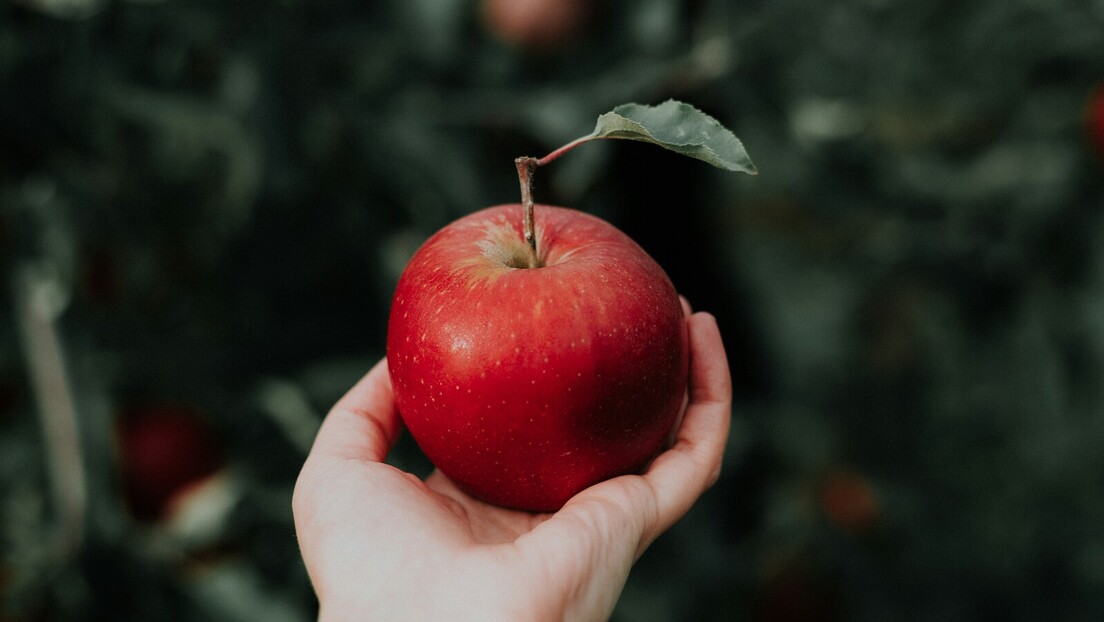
(3, 0), (1104, 619)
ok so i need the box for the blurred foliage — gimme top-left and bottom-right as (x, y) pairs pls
(3, 0), (1104, 620)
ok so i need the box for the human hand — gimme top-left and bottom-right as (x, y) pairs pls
(293, 302), (732, 621)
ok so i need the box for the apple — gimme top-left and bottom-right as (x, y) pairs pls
(115, 404), (223, 521)
(387, 203), (688, 512)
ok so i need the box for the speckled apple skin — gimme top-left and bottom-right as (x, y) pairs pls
(387, 204), (689, 512)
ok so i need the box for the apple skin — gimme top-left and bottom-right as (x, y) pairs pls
(387, 204), (688, 512)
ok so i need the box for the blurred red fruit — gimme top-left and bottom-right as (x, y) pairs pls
(1088, 86), (1104, 160)
(819, 470), (880, 535)
(481, 0), (590, 52)
(116, 405), (223, 521)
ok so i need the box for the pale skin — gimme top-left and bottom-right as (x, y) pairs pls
(293, 299), (732, 621)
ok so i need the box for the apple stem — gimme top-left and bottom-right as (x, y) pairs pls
(512, 135), (598, 268)
(514, 156), (540, 268)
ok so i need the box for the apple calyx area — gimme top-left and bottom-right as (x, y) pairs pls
(513, 131), (602, 270)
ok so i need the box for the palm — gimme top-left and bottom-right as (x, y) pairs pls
(421, 471), (552, 543)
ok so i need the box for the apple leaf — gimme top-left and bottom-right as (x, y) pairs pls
(588, 100), (757, 174)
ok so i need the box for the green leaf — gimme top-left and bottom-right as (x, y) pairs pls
(589, 100), (757, 174)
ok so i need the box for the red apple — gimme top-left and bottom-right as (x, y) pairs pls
(387, 204), (688, 512)
(116, 405), (223, 521)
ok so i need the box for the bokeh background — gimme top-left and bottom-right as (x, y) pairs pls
(3, 0), (1104, 619)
